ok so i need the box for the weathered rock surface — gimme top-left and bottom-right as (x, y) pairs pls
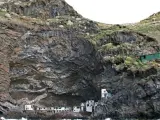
(0, 0), (160, 119)
(1, 0), (80, 18)
(0, 0), (102, 118)
(92, 30), (160, 119)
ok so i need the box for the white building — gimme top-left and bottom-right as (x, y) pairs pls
(73, 106), (81, 112)
(105, 118), (112, 120)
(50, 107), (71, 113)
(25, 105), (34, 111)
(101, 89), (111, 99)
(56, 107), (71, 112)
(80, 103), (85, 112)
(0, 117), (27, 120)
(0, 117), (5, 120)
(101, 89), (108, 98)
(39, 107), (48, 111)
(86, 100), (94, 112)
(64, 107), (71, 111)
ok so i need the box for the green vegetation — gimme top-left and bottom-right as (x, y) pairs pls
(90, 25), (130, 43)
(99, 42), (134, 56)
(129, 23), (160, 34)
(127, 12), (160, 41)
(89, 12), (160, 75)
(0, 9), (7, 16)
(101, 43), (159, 73)
(124, 56), (145, 72)
(105, 55), (157, 73)
(140, 12), (160, 23)
(100, 43), (114, 51)
(11, 78), (29, 84)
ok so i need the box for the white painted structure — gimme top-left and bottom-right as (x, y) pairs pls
(39, 107), (48, 111)
(101, 89), (112, 99)
(56, 107), (71, 112)
(23, 89), (113, 115)
(101, 89), (108, 98)
(73, 106), (81, 112)
(80, 103), (85, 112)
(86, 100), (94, 112)
(0, 117), (27, 120)
(0, 117), (5, 120)
(25, 100), (99, 113)
(64, 107), (71, 111)
(36, 106), (71, 113)
(105, 118), (112, 120)
(25, 105), (34, 111)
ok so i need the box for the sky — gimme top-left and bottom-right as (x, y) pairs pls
(65, 0), (160, 24)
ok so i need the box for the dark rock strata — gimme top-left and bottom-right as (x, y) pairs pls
(92, 31), (160, 119)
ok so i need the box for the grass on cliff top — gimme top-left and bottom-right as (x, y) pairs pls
(140, 12), (160, 23)
(126, 12), (160, 41)
(128, 22), (160, 42)
(91, 14), (160, 73)
(89, 24), (131, 44)
(97, 16), (160, 42)
(99, 42), (133, 54)
(0, 12), (50, 29)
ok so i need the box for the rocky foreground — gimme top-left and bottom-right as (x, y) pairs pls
(0, 0), (160, 119)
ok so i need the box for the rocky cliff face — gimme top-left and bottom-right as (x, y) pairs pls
(1, 0), (80, 18)
(0, 0), (160, 119)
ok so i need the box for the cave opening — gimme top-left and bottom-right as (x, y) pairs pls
(0, 111), (3, 115)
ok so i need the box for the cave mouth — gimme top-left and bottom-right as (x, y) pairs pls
(0, 111), (3, 115)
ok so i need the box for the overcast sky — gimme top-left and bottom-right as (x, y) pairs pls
(65, 0), (160, 24)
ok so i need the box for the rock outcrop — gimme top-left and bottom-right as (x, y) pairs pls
(92, 29), (160, 119)
(1, 0), (80, 18)
(0, 0), (102, 118)
(0, 0), (160, 119)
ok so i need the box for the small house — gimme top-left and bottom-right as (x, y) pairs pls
(50, 106), (71, 113)
(80, 103), (85, 112)
(57, 107), (70, 112)
(24, 105), (34, 111)
(101, 89), (108, 98)
(101, 89), (112, 99)
(0, 117), (27, 120)
(73, 106), (81, 112)
(39, 107), (47, 111)
(86, 100), (94, 112)
(64, 107), (72, 111)
(36, 107), (40, 110)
